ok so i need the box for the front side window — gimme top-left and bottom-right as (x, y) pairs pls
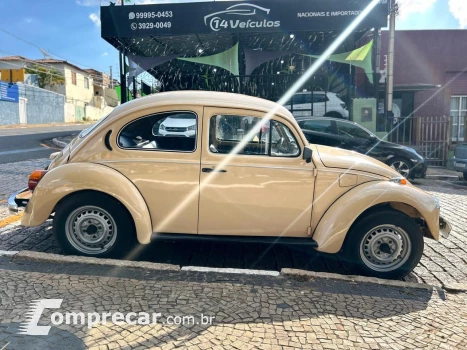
(209, 115), (300, 157)
(118, 111), (197, 152)
(312, 94), (328, 103)
(270, 120), (300, 157)
(451, 96), (466, 142)
(337, 121), (372, 139)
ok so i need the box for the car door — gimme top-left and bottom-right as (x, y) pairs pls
(311, 93), (327, 116)
(101, 106), (203, 235)
(198, 107), (316, 237)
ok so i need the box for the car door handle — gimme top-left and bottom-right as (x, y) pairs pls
(202, 168), (227, 173)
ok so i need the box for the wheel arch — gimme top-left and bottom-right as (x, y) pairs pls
(21, 163), (153, 244)
(312, 181), (439, 254)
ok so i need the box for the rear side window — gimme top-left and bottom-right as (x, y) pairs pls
(209, 115), (300, 157)
(299, 119), (333, 133)
(118, 111), (197, 152)
(337, 121), (371, 139)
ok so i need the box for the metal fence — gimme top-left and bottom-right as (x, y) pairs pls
(160, 72), (378, 117)
(389, 116), (451, 166)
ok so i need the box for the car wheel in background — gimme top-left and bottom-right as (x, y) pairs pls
(53, 192), (137, 258)
(463, 171), (467, 181)
(388, 158), (412, 178)
(344, 210), (424, 279)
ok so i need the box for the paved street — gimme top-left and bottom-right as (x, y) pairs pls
(1, 158), (466, 288)
(0, 256), (466, 349)
(0, 125), (86, 164)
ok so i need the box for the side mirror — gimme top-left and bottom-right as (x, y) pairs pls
(303, 147), (313, 163)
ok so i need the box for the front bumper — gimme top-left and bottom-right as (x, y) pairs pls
(8, 188), (31, 214)
(412, 161), (428, 179)
(439, 216), (452, 239)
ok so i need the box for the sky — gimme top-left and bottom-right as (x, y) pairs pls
(0, 0), (466, 76)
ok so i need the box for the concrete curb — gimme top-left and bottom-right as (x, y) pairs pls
(281, 268), (438, 291)
(425, 175), (460, 181)
(52, 138), (68, 149)
(5, 250), (464, 292)
(12, 250), (180, 271)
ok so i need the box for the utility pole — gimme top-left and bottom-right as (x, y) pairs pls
(120, 50), (127, 104)
(110, 66), (113, 89)
(386, 0), (396, 123)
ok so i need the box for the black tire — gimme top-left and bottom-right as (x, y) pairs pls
(53, 192), (137, 259)
(344, 210), (424, 279)
(463, 171), (467, 181)
(388, 157), (413, 179)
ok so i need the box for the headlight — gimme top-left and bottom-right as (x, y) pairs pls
(160, 124), (166, 130)
(432, 195), (440, 209)
(187, 125), (196, 131)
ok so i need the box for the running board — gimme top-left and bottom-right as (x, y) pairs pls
(150, 233), (318, 247)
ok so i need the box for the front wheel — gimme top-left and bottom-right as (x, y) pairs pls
(389, 158), (413, 178)
(53, 192), (137, 258)
(344, 211), (424, 279)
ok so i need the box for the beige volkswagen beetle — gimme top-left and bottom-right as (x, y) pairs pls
(9, 91), (451, 278)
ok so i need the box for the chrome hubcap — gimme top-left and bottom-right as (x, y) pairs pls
(390, 161), (410, 178)
(65, 206), (117, 255)
(359, 225), (411, 272)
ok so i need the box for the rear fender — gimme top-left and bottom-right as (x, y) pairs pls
(22, 163), (153, 244)
(312, 181), (439, 254)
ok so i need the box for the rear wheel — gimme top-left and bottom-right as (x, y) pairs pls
(53, 192), (137, 258)
(344, 211), (424, 279)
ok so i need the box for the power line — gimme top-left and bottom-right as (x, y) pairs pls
(0, 27), (104, 71)
(0, 51), (112, 82)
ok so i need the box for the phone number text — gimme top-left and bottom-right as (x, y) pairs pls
(135, 22), (172, 29)
(135, 11), (173, 19)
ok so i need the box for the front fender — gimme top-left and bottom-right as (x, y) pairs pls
(22, 163), (153, 244)
(312, 181), (439, 254)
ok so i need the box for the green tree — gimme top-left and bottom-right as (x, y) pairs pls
(25, 64), (65, 90)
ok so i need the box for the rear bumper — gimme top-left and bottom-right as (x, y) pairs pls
(453, 159), (467, 172)
(8, 188), (31, 214)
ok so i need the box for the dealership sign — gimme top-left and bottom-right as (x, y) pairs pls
(101, 0), (389, 37)
(0, 82), (19, 103)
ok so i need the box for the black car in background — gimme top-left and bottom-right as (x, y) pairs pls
(297, 117), (427, 179)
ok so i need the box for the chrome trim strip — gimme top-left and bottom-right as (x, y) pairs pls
(99, 159), (199, 165)
(8, 188), (29, 214)
(201, 163), (315, 172)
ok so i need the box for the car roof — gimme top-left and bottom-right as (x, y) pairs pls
(294, 91), (325, 95)
(295, 116), (353, 124)
(109, 91), (295, 123)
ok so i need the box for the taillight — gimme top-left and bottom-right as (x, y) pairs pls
(28, 170), (48, 191)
